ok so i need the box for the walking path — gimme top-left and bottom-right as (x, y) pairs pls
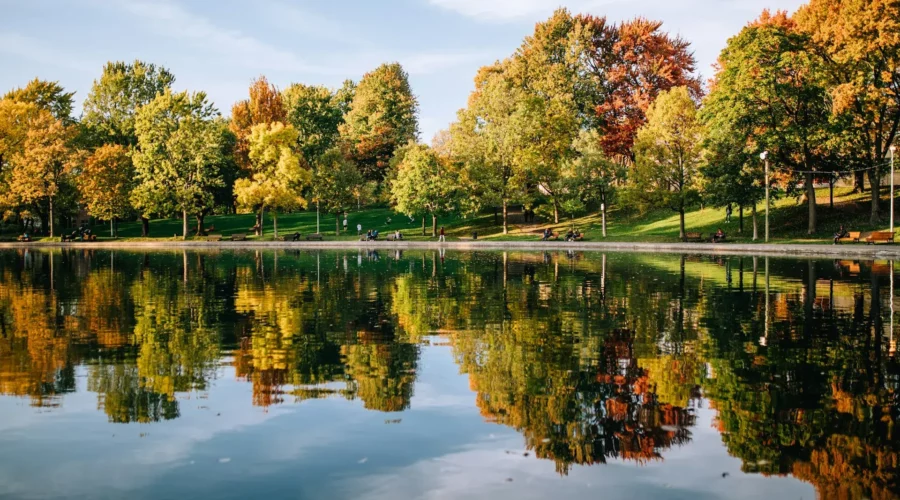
(4, 240), (900, 258)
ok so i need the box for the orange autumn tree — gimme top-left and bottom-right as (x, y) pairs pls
(78, 144), (134, 237)
(579, 16), (702, 165)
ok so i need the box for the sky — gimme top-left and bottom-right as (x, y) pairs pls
(2, 0), (806, 142)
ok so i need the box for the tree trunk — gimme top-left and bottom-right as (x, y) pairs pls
(679, 208), (686, 240)
(431, 214), (437, 237)
(422, 216), (426, 236)
(739, 205), (744, 233)
(141, 217), (150, 237)
(806, 172), (817, 235)
(553, 199), (559, 224)
(196, 213), (205, 236)
(870, 168), (881, 224)
(829, 177), (834, 208)
(273, 212), (278, 239)
(49, 196), (54, 237)
(256, 208), (263, 236)
(182, 210), (188, 240)
(502, 200), (508, 235)
(854, 170), (866, 193)
(110, 218), (114, 238)
(752, 203), (758, 241)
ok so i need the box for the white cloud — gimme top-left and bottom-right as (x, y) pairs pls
(0, 33), (93, 72)
(259, 0), (369, 46)
(399, 51), (494, 75)
(428, 0), (605, 21)
(113, 0), (329, 74)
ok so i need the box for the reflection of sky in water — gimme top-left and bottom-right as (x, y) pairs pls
(0, 342), (814, 500)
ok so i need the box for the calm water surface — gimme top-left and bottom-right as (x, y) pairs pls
(0, 249), (897, 499)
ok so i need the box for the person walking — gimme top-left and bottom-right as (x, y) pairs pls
(725, 205), (732, 223)
(357, 223), (362, 236)
(343, 217), (348, 232)
(439, 226), (446, 242)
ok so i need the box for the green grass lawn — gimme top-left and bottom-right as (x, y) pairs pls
(27, 186), (900, 244)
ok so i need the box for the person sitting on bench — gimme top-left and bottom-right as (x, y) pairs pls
(541, 228), (552, 241)
(290, 232), (301, 241)
(394, 230), (403, 241)
(712, 228), (726, 243)
(565, 229), (575, 241)
(370, 230), (379, 241)
(833, 225), (848, 244)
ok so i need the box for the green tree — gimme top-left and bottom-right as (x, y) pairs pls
(339, 63), (418, 183)
(81, 60), (175, 146)
(451, 64), (529, 234)
(702, 11), (835, 235)
(564, 130), (622, 237)
(311, 149), (364, 235)
(234, 122), (309, 238)
(282, 83), (344, 164)
(78, 144), (134, 237)
(132, 90), (227, 239)
(632, 87), (703, 240)
(390, 142), (459, 236)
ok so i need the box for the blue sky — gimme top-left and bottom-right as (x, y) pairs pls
(2, 0), (804, 141)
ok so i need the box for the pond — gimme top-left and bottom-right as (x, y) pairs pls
(0, 249), (897, 499)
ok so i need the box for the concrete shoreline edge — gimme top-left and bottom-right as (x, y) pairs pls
(4, 240), (900, 258)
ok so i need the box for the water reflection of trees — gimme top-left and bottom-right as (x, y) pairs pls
(0, 250), (899, 495)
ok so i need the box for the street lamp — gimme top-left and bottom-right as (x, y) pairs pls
(892, 145), (897, 234)
(761, 151), (769, 242)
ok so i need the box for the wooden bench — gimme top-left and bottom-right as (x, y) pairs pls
(230, 233), (247, 241)
(387, 234), (404, 241)
(207, 234), (222, 242)
(17, 235), (31, 242)
(866, 231), (895, 244)
(306, 233), (323, 241)
(683, 232), (703, 242)
(539, 233), (559, 241)
(61, 234), (74, 242)
(837, 231), (861, 244)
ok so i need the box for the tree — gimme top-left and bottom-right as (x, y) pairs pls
(795, 0), (900, 223)
(79, 144), (134, 237)
(703, 11), (835, 234)
(0, 99), (40, 176)
(340, 63), (418, 183)
(230, 76), (286, 172)
(7, 109), (78, 237)
(564, 130), (623, 237)
(311, 149), (365, 235)
(451, 64), (529, 234)
(578, 16), (702, 164)
(283, 83), (345, 165)
(234, 122), (309, 238)
(391, 142), (459, 236)
(132, 90), (226, 239)
(3, 78), (75, 122)
(82, 60), (175, 146)
(505, 9), (588, 223)
(632, 87), (703, 240)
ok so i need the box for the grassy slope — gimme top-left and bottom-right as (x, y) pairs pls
(42, 186), (898, 243)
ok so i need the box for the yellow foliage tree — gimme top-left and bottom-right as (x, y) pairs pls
(234, 122), (309, 238)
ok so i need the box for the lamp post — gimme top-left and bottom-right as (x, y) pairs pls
(316, 202), (320, 234)
(761, 151), (769, 242)
(892, 145), (896, 234)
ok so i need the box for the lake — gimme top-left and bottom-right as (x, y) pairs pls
(0, 248), (896, 499)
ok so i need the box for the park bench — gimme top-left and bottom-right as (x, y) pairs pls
(61, 234), (74, 242)
(207, 234), (222, 242)
(540, 232), (559, 241)
(306, 233), (323, 241)
(837, 231), (861, 244)
(866, 231), (895, 244)
(683, 232), (703, 242)
(387, 234), (404, 241)
(231, 233), (247, 242)
(17, 235), (31, 242)
(276, 233), (301, 242)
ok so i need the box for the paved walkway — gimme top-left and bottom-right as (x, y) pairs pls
(3, 240), (900, 258)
